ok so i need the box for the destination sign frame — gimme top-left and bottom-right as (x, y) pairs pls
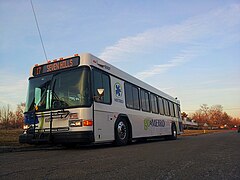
(33, 56), (80, 76)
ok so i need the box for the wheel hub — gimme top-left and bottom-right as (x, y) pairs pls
(117, 121), (127, 140)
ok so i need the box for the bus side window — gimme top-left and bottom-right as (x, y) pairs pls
(141, 89), (150, 112)
(158, 97), (165, 115)
(150, 93), (159, 114)
(174, 103), (179, 117)
(132, 86), (140, 110)
(140, 90), (146, 111)
(125, 83), (140, 110)
(145, 92), (150, 112)
(163, 99), (170, 116)
(125, 83), (134, 108)
(93, 69), (111, 104)
(169, 101), (175, 117)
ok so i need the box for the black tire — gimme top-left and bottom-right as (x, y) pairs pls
(166, 123), (177, 140)
(114, 119), (129, 146)
(62, 143), (77, 148)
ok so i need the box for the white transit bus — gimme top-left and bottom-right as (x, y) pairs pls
(19, 53), (183, 145)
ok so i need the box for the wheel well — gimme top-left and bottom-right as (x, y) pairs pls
(116, 114), (132, 140)
(171, 122), (177, 135)
(172, 121), (176, 128)
(171, 121), (178, 132)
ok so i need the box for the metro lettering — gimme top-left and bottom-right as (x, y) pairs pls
(144, 119), (165, 130)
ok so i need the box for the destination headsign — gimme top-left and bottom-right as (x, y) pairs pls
(33, 56), (80, 76)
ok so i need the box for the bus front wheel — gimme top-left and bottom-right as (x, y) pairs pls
(114, 119), (129, 146)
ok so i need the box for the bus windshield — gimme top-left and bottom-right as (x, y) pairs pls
(25, 67), (92, 112)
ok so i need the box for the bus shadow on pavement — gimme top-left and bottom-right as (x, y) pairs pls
(63, 136), (179, 150)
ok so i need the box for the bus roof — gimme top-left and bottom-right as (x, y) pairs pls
(81, 53), (180, 104)
(31, 53), (180, 104)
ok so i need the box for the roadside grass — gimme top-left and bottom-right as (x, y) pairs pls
(0, 129), (23, 146)
(0, 129), (233, 146)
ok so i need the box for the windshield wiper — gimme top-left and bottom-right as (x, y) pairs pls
(51, 78), (69, 109)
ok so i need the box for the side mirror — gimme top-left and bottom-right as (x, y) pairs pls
(97, 88), (104, 97)
(94, 88), (104, 102)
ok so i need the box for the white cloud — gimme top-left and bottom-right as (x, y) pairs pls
(136, 46), (201, 79)
(99, 4), (240, 77)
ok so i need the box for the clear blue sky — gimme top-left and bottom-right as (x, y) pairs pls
(0, 0), (240, 117)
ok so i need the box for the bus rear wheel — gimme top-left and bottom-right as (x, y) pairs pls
(166, 123), (177, 140)
(114, 119), (129, 146)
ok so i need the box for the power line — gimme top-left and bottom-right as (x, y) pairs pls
(30, 0), (48, 61)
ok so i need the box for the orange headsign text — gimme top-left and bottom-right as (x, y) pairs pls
(33, 56), (80, 76)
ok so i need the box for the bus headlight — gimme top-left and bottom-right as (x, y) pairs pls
(69, 113), (79, 119)
(23, 124), (30, 130)
(69, 120), (82, 127)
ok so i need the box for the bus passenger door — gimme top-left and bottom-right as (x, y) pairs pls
(94, 103), (114, 142)
(93, 69), (114, 142)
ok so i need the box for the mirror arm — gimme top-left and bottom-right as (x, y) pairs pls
(93, 96), (102, 102)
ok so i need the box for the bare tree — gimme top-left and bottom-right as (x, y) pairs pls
(0, 105), (11, 129)
(200, 104), (210, 124)
(0, 104), (24, 129)
(191, 104), (239, 129)
(15, 104), (24, 128)
(208, 105), (223, 126)
(191, 104), (210, 125)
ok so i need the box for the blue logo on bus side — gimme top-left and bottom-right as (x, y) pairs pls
(114, 82), (122, 97)
(114, 82), (124, 103)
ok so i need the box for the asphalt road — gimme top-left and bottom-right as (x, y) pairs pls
(0, 131), (239, 180)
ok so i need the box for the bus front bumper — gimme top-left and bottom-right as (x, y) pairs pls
(19, 131), (94, 144)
